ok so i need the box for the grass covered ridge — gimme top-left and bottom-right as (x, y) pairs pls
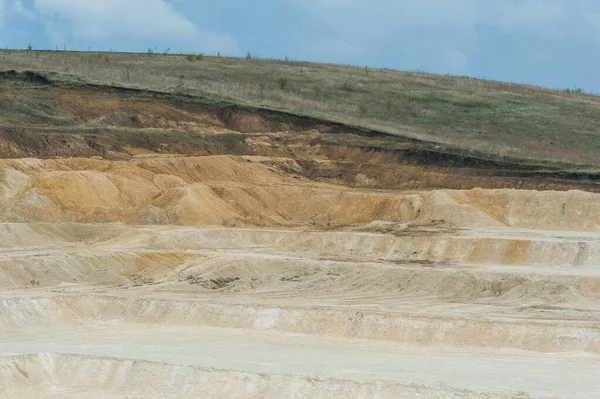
(2, 50), (600, 167)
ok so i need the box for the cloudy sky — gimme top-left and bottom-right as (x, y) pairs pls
(1, 0), (599, 91)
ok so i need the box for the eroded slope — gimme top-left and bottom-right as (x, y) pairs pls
(1, 73), (600, 398)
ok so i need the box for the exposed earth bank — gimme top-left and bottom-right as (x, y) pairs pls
(1, 73), (599, 398)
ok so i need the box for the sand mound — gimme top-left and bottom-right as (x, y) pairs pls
(1, 156), (600, 230)
(416, 191), (503, 228)
(151, 184), (242, 225)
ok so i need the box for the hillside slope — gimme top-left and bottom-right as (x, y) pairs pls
(2, 50), (600, 167)
(1, 70), (599, 194)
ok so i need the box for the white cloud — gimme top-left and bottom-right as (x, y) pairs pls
(13, 0), (34, 18)
(298, 0), (574, 32)
(34, 0), (195, 39)
(297, 0), (582, 40)
(32, 0), (238, 53)
(287, 0), (600, 73)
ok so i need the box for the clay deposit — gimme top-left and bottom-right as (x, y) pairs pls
(0, 151), (598, 399)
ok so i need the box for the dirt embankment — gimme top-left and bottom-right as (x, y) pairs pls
(1, 71), (599, 193)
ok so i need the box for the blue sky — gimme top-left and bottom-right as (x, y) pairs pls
(1, 0), (599, 92)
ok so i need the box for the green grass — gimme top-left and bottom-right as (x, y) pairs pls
(2, 50), (600, 166)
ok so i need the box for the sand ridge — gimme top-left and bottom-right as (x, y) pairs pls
(1, 156), (600, 230)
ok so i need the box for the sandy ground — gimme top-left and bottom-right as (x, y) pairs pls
(1, 156), (600, 398)
(2, 324), (600, 398)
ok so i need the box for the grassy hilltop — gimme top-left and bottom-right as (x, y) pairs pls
(2, 49), (600, 168)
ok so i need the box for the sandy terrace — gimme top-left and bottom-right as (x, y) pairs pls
(0, 155), (599, 398)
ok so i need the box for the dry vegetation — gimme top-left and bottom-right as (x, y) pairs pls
(2, 50), (600, 166)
